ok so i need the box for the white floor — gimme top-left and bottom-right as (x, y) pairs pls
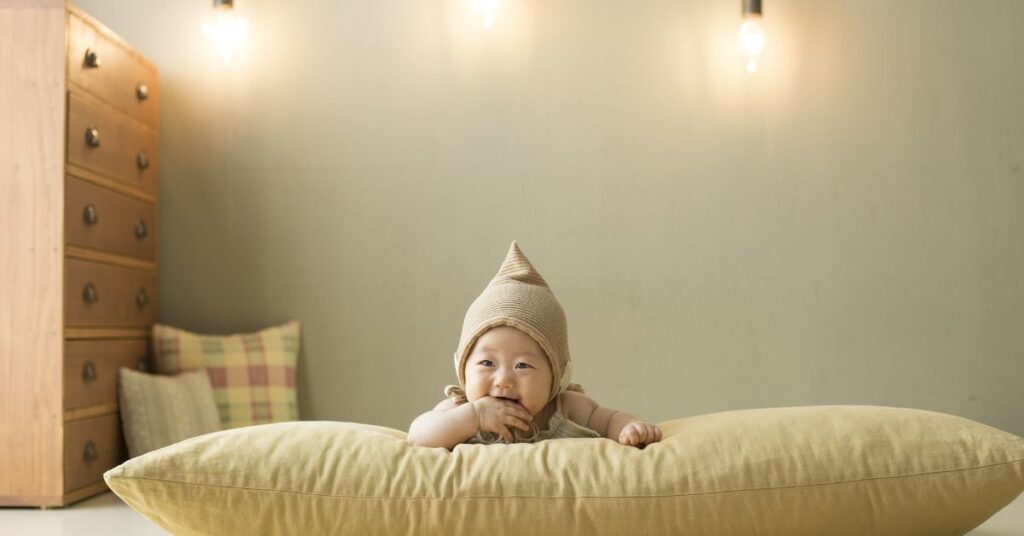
(0, 491), (1022, 535)
(0, 493), (166, 536)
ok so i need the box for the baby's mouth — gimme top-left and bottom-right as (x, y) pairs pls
(494, 395), (519, 402)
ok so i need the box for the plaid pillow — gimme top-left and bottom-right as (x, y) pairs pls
(152, 321), (300, 429)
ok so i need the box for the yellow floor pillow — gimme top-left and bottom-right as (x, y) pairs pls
(105, 405), (1024, 535)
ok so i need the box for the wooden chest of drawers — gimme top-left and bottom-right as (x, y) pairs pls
(0, 1), (159, 507)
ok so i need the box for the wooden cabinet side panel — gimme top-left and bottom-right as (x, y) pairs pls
(0, 1), (68, 502)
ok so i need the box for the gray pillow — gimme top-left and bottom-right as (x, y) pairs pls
(118, 368), (221, 458)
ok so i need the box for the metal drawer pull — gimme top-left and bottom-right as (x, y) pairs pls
(83, 204), (99, 225)
(83, 441), (99, 463)
(136, 288), (149, 308)
(137, 151), (150, 169)
(82, 361), (98, 383)
(82, 283), (99, 305)
(136, 83), (149, 101)
(136, 357), (148, 372)
(84, 48), (101, 68)
(85, 127), (101, 147)
(134, 219), (148, 239)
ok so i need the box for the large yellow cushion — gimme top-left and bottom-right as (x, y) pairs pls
(104, 406), (1024, 535)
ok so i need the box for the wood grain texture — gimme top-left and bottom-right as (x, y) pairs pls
(67, 8), (159, 128)
(65, 176), (157, 261)
(65, 258), (158, 328)
(1, 1), (159, 507)
(63, 413), (125, 494)
(67, 91), (159, 197)
(65, 339), (148, 411)
(0, 0), (68, 502)
(65, 244), (157, 272)
(65, 327), (150, 340)
(68, 163), (156, 204)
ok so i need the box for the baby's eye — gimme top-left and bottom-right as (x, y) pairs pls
(478, 359), (493, 367)
(515, 363), (532, 369)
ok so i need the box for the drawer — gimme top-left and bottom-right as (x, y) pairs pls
(64, 413), (126, 493)
(65, 258), (157, 328)
(65, 176), (157, 261)
(67, 11), (159, 128)
(65, 339), (149, 412)
(67, 92), (159, 197)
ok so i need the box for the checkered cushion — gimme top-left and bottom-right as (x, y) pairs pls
(152, 321), (300, 429)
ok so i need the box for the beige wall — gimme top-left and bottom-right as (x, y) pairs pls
(76, 0), (1023, 435)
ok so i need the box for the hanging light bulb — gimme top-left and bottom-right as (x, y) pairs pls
(739, 0), (765, 74)
(471, 0), (501, 31)
(204, 0), (249, 63)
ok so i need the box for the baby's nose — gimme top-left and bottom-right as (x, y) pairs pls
(494, 372), (514, 389)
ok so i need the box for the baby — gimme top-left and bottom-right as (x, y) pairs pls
(407, 241), (662, 450)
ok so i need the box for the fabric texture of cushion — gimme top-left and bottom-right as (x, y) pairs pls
(118, 368), (222, 458)
(105, 405), (1023, 535)
(152, 321), (300, 429)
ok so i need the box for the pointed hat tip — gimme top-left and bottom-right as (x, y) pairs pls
(507, 240), (523, 256)
(491, 239), (548, 287)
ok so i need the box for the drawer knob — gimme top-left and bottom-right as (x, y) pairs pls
(83, 441), (99, 463)
(136, 288), (149, 308)
(85, 127), (101, 147)
(137, 151), (150, 169)
(83, 204), (99, 225)
(82, 283), (99, 305)
(82, 360), (98, 382)
(136, 83), (149, 101)
(136, 357), (148, 372)
(134, 219), (148, 239)
(84, 48), (101, 68)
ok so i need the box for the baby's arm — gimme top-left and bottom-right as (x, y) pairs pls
(406, 398), (479, 450)
(561, 390), (662, 447)
(406, 397), (534, 449)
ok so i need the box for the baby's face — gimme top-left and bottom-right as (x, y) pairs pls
(464, 326), (553, 416)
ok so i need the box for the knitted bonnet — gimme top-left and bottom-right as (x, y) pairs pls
(449, 241), (578, 403)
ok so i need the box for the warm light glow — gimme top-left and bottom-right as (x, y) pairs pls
(471, 0), (501, 30)
(204, 7), (249, 63)
(738, 15), (765, 74)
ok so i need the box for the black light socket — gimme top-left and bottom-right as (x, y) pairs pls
(743, 0), (763, 16)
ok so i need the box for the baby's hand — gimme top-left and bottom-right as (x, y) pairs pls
(618, 421), (662, 448)
(472, 396), (533, 443)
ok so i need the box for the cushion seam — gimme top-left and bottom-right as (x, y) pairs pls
(114, 457), (1024, 501)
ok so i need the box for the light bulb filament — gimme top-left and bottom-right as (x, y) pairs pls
(204, 9), (249, 63)
(738, 15), (765, 74)
(472, 0), (501, 30)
